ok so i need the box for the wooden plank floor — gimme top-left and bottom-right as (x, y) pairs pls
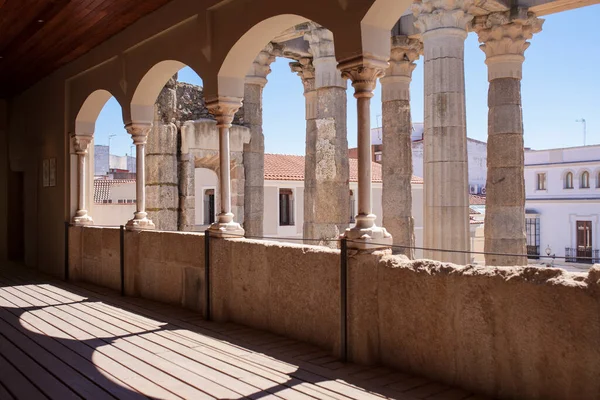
(0, 262), (490, 400)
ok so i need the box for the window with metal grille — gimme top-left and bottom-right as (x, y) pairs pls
(526, 218), (540, 259)
(279, 189), (294, 226)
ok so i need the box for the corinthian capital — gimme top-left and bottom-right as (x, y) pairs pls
(386, 36), (423, 78)
(290, 57), (316, 93)
(71, 133), (93, 154)
(246, 42), (281, 87)
(412, 0), (474, 33)
(341, 62), (386, 97)
(125, 123), (152, 145)
(206, 97), (242, 128)
(474, 11), (543, 80)
(474, 11), (543, 58)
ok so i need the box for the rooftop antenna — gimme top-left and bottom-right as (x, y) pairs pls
(575, 118), (586, 146)
(376, 114), (382, 129)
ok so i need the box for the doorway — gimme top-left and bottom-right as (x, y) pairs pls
(576, 221), (593, 264)
(204, 189), (215, 225)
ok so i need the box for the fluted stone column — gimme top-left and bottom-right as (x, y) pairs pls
(71, 133), (93, 225)
(381, 36), (422, 258)
(126, 123), (155, 230)
(340, 59), (392, 250)
(301, 28), (350, 247)
(413, 0), (472, 264)
(206, 97), (245, 237)
(290, 58), (317, 243)
(474, 11), (543, 266)
(243, 45), (277, 237)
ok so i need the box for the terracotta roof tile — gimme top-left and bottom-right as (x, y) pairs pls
(264, 154), (423, 184)
(469, 194), (486, 205)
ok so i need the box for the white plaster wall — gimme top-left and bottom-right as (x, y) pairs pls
(194, 168), (219, 227)
(93, 204), (136, 226)
(264, 180), (304, 238)
(525, 200), (600, 259)
(109, 182), (136, 202)
(411, 138), (487, 188)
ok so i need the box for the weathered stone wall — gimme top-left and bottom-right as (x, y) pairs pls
(70, 225), (600, 400)
(147, 76), (247, 231)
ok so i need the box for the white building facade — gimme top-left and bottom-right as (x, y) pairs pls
(524, 145), (600, 266)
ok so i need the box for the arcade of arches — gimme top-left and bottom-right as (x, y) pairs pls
(2, 1), (600, 398)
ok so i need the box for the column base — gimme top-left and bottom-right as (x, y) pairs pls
(72, 211), (93, 226)
(208, 221), (245, 238)
(126, 212), (155, 231)
(342, 214), (393, 250)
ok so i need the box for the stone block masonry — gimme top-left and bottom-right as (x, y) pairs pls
(70, 225), (600, 400)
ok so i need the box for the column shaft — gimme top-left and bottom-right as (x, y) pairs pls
(125, 124), (154, 230)
(381, 37), (421, 258)
(71, 134), (93, 225)
(219, 125), (232, 216)
(474, 10), (543, 265)
(357, 95), (372, 217)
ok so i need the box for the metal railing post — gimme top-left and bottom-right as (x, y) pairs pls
(64, 221), (70, 281)
(120, 225), (125, 296)
(205, 229), (211, 321)
(340, 237), (348, 362)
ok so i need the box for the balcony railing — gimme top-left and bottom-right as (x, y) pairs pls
(527, 245), (540, 260)
(565, 247), (600, 264)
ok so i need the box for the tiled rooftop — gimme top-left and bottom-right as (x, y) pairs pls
(93, 179), (136, 203)
(264, 154), (424, 184)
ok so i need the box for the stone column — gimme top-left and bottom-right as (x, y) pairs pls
(413, 0), (472, 264)
(340, 59), (392, 250)
(380, 36), (422, 258)
(303, 28), (350, 246)
(126, 123), (155, 230)
(290, 57), (317, 243)
(206, 98), (244, 237)
(474, 11), (543, 266)
(243, 45), (277, 237)
(71, 133), (93, 225)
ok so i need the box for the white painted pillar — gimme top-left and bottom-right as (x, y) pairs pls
(125, 123), (155, 230)
(340, 59), (392, 250)
(380, 36), (422, 258)
(206, 97), (245, 237)
(71, 133), (93, 225)
(413, 0), (473, 264)
(474, 11), (543, 266)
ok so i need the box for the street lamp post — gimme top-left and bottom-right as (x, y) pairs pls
(576, 119), (586, 146)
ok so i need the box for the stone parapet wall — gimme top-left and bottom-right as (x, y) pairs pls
(69, 226), (600, 400)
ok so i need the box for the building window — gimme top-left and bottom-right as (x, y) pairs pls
(279, 189), (294, 226)
(349, 190), (356, 223)
(526, 218), (540, 259)
(581, 171), (590, 188)
(536, 173), (546, 190)
(565, 172), (574, 189)
(204, 189), (215, 225)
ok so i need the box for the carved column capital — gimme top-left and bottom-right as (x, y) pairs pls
(206, 97), (243, 128)
(304, 27), (345, 88)
(71, 133), (93, 155)
(125, 123), (152, 145)
(412, 0), (474, 34)
(381, 36), (423, 102)
(340, 61), (386, 98)
(290, 57), (316, 93)
(245, 42), (281, 87)
(474, 11), (543, 80)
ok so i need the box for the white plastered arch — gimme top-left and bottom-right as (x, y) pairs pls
(75, 89), (116, 135)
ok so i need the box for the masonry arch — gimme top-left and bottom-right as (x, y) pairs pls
(75, 90), (118, 136)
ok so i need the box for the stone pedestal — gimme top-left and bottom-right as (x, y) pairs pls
(71, 133), (93, 225)
(206, 98), (245, 237)
(474, 11), (543, 266)
(380, 36), (422, 258)
(126, 123), (155, 231)
(303, 28), (349, 247)
(413, 0), (472, 264)
(340, 59), (392, 250)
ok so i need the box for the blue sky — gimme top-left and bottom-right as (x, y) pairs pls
(96, 5), (599, 157)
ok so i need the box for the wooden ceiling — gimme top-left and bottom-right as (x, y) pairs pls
(0, 0), (175, 98)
